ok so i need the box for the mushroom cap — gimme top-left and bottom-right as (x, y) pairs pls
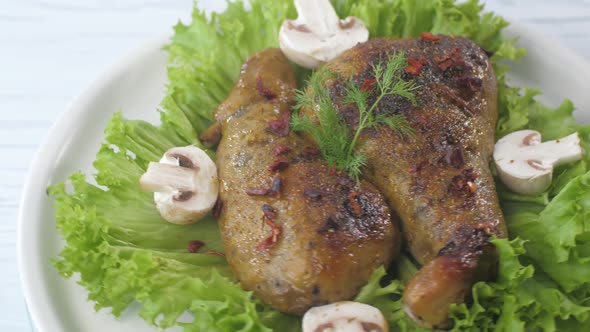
(302, 301), (388, 332)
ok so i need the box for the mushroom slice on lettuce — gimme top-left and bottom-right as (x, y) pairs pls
(494, 130), (582, 195)
(140, 146), (219, 224)
(302, 302), (388, 332)
(279, 0), (369, 69)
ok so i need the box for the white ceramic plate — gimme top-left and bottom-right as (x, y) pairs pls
(17, 22), (590, 332)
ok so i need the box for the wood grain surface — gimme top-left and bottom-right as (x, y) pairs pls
(1, 0), (588, 331)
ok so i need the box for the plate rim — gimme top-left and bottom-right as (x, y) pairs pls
(17, 34), (170, 332)
(17, 23), (590, 332)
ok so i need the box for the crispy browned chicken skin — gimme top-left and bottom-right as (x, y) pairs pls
(303, 37), (507, 328)
(213, 48), (400, 315)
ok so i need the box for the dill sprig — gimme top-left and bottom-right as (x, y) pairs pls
(291, 52), (420, 181)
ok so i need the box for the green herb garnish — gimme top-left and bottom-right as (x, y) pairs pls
(292, 52), (420, 181)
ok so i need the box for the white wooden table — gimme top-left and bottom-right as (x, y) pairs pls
(2, 1), (589, 331)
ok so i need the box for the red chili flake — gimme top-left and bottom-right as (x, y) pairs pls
(348, 191), (362, 216)
(454, 75), (483, 95)
(274, 145), (292, 156)
(246, 188), (271, 196)
(187, 240), (205, 253)
(329, 163), (337, 175)
(409, 161), (426, 174)
(212, 199), (223, 220)
(437, 48), (464, 72)
(266, 112), (291, 137)
(257, 204), (282, 251)
(268, 158), (290, 173)
(256, 75), (276, 100)
(360, 78), (376, 92)
(420, 32), (441, 42)
(437, 58), (453, 72)
(256, 224), (282, 251)
(246, 177), (283, 197)
(303, 147), (321, 156)
(204, 250), (225, 257)
(405, 58), (424, 75)
(438, 84), (475, 116)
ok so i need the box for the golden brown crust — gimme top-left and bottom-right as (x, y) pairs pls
(214, 48), (400, 314)
(307, 36), (507, 327)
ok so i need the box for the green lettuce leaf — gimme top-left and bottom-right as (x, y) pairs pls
(51, 0), (590, 331)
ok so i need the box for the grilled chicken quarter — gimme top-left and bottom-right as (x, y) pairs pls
(299, 37), (507, 328)
(213, 48), (401, 315)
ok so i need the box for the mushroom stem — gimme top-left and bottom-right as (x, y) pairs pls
(140, 162), (195, 193)
(527, 133), (582, 167)
(294, 0), (340, 37)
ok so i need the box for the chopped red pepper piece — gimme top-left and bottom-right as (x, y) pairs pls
(266, 112), (291, 137)
(256, 204), (282, 251)
(256, 75), (276, 100)
(360, 78), (376, 92)
(268, 158), (290, 172)
(406, 57), (424, 75)
(246, 176), (283, 197)
(329, 164), (337, 175)
(420, 32), (440, 42)
(437, 48), (464, 72)
(274, 145), (292, 156)
(303, 147), (321, 156)
(187, 240), (205, 253)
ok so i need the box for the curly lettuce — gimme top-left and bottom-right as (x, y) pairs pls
(50, 0), (590, 331)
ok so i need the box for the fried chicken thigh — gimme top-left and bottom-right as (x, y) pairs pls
(309, 37), (507, 328)
(214, 49), (400, 315)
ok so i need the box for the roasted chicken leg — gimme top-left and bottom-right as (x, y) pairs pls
(214, 48), (400, 315)
(304, 37), (507, 328)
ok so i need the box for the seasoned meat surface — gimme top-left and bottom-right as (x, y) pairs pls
(214, 48), (400, 315)
(308, 37), (507, 327)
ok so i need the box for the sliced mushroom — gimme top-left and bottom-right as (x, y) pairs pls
(302, 301), (388, 332)
(493, 130), (582, 195)
(279, 0), (369, 69)
(139, 146), (219, 224)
